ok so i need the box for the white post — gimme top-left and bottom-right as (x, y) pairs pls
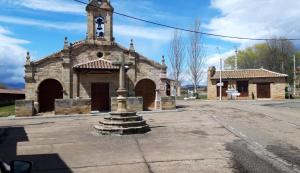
(154, 90), (158, 110)
(219, 58), (222, 101)
(294, 55), (296, 96)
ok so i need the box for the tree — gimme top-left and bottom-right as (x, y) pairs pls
(225, 38), (299, 83)
(187, 19), (205, 93)
(169, 30), (185, 95)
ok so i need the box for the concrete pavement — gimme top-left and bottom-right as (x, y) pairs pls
(0, 107), (237, 173)
(1, 100), (299, 172)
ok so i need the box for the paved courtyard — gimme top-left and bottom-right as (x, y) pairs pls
(1, 100), (300, 173)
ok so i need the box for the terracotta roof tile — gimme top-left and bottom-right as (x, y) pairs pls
(73, 59), (119, 70)
(211, 68), (288, 79)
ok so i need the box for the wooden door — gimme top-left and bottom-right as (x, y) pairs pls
(91, 83), (109, 111)
(135, 79), (156, 110)
(257, 83), (271, 98)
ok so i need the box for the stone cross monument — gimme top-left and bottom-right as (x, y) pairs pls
(112, 53), (132, 112)
(94, 52), (150, 135)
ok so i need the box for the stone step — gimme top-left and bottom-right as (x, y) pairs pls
(109, 112), (137, 117)
(99, 120), (147, 128)
(104, 115), (143, 122)
(94, 124), (150, 135)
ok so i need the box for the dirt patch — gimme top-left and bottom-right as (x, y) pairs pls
(266, 143), (300, 168)
(190, 130), (208, 136)
(226, 140), (281, 173)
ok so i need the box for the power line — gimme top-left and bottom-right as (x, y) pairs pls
(73, 0), (300, 41)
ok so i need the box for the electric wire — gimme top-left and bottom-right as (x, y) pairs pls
(73, 0), (300, 41)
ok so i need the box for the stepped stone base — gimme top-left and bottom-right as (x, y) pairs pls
(93, 112), (150, 135)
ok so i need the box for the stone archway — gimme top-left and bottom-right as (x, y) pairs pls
(135, 79), (156, 110)
(38, 79), (63, 112)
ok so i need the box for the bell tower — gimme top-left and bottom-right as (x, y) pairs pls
(86, 0), (114, 42)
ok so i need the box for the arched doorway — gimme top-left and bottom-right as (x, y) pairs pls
(38, 79), (63, 112)
(135, 79), (156, 110)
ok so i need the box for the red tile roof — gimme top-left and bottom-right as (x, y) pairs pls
(211, 68), (288, 79)
(73, 59), (119, 70)
(0, 89), (25, 94)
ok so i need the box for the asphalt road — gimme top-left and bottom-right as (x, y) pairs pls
(186, 100), (300, 173)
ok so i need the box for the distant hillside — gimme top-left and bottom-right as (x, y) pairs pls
(182, 85), (207, 90)
(0, 82), (25, 89)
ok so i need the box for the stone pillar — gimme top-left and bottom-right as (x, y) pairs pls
(24, 51), (36, 100)
(62, 37), (71, 99)
(116, 53), (128, 113)
(207, 66), (217, 100)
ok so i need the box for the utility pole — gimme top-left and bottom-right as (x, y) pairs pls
(294, 55), (296, 96)
(220, 57), (222, 101)
(216, 47), (222, 101)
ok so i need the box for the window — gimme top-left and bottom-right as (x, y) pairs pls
(237, 81), (248, 97)
(97, 52), (104, 58)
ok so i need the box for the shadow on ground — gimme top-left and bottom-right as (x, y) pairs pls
(0, 127), (72, 173)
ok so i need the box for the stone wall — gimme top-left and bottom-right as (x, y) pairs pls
(15, 100), (34, 117)
(25, 56), (65, 101)
(161, 96), (176, 110)
(207, 77), (287, 100)
(111, 97), (143, 112)
(55, 99), (91, 115)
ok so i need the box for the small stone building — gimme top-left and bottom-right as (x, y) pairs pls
(24, 0), (175, 113)
(0, 89), (25, 105)
(207, 67), (288, 100)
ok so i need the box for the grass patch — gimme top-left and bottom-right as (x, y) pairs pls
(0, 104), (15, 117)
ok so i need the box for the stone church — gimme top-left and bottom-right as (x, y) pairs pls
(24, 0), (175, 114)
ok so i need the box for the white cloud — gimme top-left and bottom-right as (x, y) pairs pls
(0, 26), (29, 84)
(2, 0), (85, 14)
(0, 15), (86, 32)
(114, 25), (173, 41)
(0, 15), (174, 42)
(205, 0), (300, 43)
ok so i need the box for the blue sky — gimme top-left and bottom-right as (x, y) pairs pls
(0, 0), (300, 88)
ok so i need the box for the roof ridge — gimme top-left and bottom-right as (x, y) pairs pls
(74, 58), (112, 67)
(261, 68), (288, 76)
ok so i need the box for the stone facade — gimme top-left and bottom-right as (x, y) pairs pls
(15, 100), (34, 117)
(161, 96), (176, 110)
(111, 97), (143, 112)
(207, 67), (287, 100)
(55, 99), (91, 115)
(23, 0), (175, 114)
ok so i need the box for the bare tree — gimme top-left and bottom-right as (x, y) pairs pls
(169, 30), (185, 95)
(187, 19), (205, 93)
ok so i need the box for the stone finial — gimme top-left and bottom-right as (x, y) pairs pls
(208, 66), (216, 77)
(64, 37), (68, 49)
(129, 39), (135, 52)
(25, 51), (31, 65)
(161, 55), (166, 65)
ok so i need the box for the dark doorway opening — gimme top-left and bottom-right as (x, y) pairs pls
(166, 82), (171, 96)
(237, 81), (249, 97)
(135, 79), (156, 110)
(257, 83), (271, 98)
(91, 83), (109, 111)
(38, 79), (63, 112)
